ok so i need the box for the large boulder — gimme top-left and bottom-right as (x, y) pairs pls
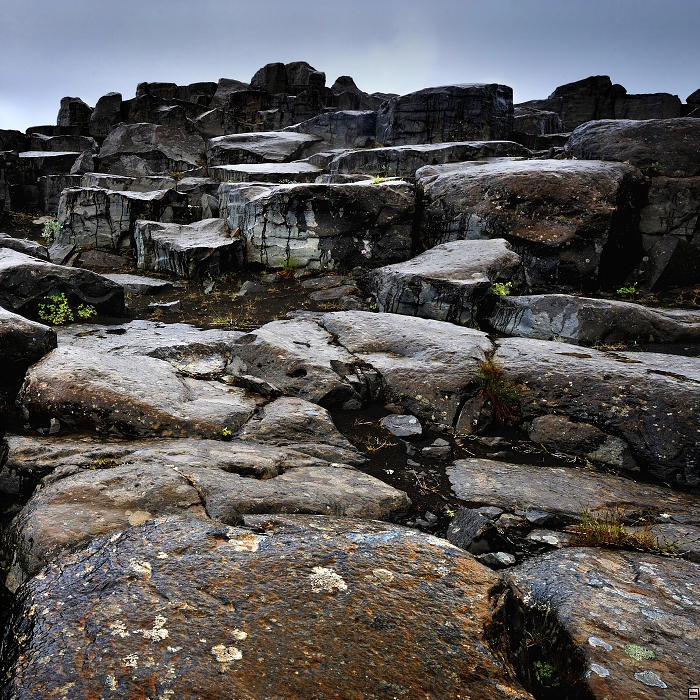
(0, 306), (57, 374)
(36, 173), (82, 213)
(56, 186), (187, 251)
(417, 159), (646, 289)
(320, 311), (493, 427)
(96, 123), (206, 175)
(0, 515), (532, 699)
(509, 549), (700, 699)
(210, 161), (322, 184)
(376, 84), (514, 145)
(134, 218), (244, 278)
(286, 110), (377, 150)
(28, 132), (98, 153)
(490, 294), (700, 344)
(17, 346), (261, 438)
(495, 337), (700, 483)
(221, 180), (415, 270)
(88, 91), (123, 139)
(80, 172), (177, 192)
(0, 234), (49, 260)
(328, 140), (529, 178)
(565, 118), (700, 177)
(209, 77), (251, 109)
(56, 96), (92, 127)
(363, 238), (524, 326)
(0, 248), (124, 319)
(614, 92), (683, 120)
(0, 129), (30, 151)
(206, 131), (322, 166)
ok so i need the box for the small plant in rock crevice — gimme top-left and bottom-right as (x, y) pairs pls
(616, 284), (639, 297)
(41, 218), (60, 244)
(474, 355), (520, 426)
(492, 281), (512, 297)
(38, 293), (96, 325)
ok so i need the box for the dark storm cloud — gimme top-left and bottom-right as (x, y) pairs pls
(1, 0), (698, 130)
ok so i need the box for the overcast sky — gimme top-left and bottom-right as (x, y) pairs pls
(1, 0), (698, 131)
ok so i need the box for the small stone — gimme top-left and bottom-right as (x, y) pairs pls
(48, 418), (60, 435)
(524, 510), (551, 526)
(475, 552), (516, 568)
(477, 506), (504, 519)
(405, 444), (418, 456)
(496, 513), (524, 529)
(148, 300), (181, 311)
(380, 414), (422, 438)
(422, 438), (452, 460)
(237, 280), (267, 296)
(424, 511), (438, 523)
(406, 459), (421, 467)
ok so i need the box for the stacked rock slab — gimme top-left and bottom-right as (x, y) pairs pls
(417, 158), (646, 289)
(220, 180), (415, 269)
(0, 516), (533, 700)
(363, 238), (524, 325)
(56, 187), (186, 251)
(206, 131), (322, 166)
(285, 110), (377, 150)
(376, 84), (514, 145)
(134, 218), (244, 278)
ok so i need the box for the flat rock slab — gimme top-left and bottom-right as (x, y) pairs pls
(135, 218), (243, 278)
(565, 117), (700, 177)
(320, 311), (493, 427)
(220, 180), (414, 269)
(58, 319), (245, 379)
(18, 346), (261, 438)
(0, 515), (532, 699)
(207, 131), (322, 166)
(210, 162), (322, 183)
(509, 548), (700, 698)
(0, 247), (125, 319)
(495, 337), (700, 484)
(0, 305), (56, 372)
(364, 238), (523, 325)
(329, 140), (529, 178)
(56, 186), (186, 251)
(101, 273), (176, 294)
(490, 293), (700, 344)
(417, 158), (645, 288)
(447, 458), (700, 526)
(0, 233), (49, 260)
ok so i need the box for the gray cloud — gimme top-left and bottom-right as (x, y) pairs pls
(1, 0), (698, 130)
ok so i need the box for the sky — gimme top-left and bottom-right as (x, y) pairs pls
(1, 0), (699, 131)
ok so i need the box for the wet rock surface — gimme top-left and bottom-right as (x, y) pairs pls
(0, 516), (532, 700)
(0, 306), (56, 372)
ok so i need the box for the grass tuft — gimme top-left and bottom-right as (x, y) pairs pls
(474, 356), (520, 426)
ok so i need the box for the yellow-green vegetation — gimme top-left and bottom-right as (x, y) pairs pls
(38, 293), (96, 325)
(624, 644), (655, 661)
(369, 175), (397, 184)
(492, 281), (512, 297)
(474, 355), (520, 425)
(86, 457), (119, 470)
(41, 218), (60, 244)
(221, 427), (233, 438)
(616, 284), (639, 297)
(532, 661), (560, 688)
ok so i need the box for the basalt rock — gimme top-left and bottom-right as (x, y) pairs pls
(134, 218), (244, 278)
(417, 159), (646, 289)
(89, 91), (124, 138)
(0, 233), (49, 260)
(0, 306), (57, 375)
(56, 96), (92, 128)
(286, 111), (377, 150)
(0, 248), (124, 319)
(565, 118), (700, 177)
(221, 180), (415, 270)
(56, 186), (187, 251)
(328, 140), (529, 178)
(206, 131), (322, 166)
(489, 294), (700, 344)
(210, 161), (322, 184)
(0, 515), (533, 699)
(363, 238), (524, 326)
(376, 84), (514, 145)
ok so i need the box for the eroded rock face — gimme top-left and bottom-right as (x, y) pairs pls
(417, 159), (646, 288)
(320, 311), (493, 427)
(221, 180), (415, 270)
(17, 346), (261, 438)
(56, 187), (186, 251)
(329, 141), (529, 178)
(286, 110), (377, 150)
(206, 131), (321, 166)
(0, 248), (125, 319)
(489, 294), (700, 344)
(364, 239), (524, 326)
(376, 84), (514, 145)
(508, 549), (700, 699)
(495, 338), (700, 483)
(0, 516), (532, 700)
(565, 117), (700, 177)
(56, 96), (92, 127)
(0, 306), (56, 373)
(135, 218), (243, 278)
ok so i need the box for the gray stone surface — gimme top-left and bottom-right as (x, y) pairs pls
(210, 161), (322, 183)
(509, 549), (700, 699)
(0, 305), (56, 371)
(446, 507), (509, 555)
(376, 84), (514, 145)
(0, 247), (124, 319)
(221, 180), (415, 270)
(135, 218), (243, 278)
(56, 186), (186, 251)
(364, 239), (524, 326)
(0, 233), (49, 260)
(329, 141), (529, 178)
(18, 346), (261, 438)
(417, 159), (646, 288)
(489, 293), (700, 344)
(206, 131), (321, 166)
(565, 117), (700, 177)
(286, 110), (377, 150)
(36, 174), (82, 213)
(379, 414), (422, 437)
(495, 337), (700, 483)
(101, 273), (176, 294)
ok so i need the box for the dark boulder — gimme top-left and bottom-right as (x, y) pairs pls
(0, 233), (49, 260)
(286, 110), (377, 150)
(88, 91), (124, 138)
(56, 97), (92, 128)
(206, 131), (321, 166)
(376, 84), (514, 145)
(0, 306), (57, 374)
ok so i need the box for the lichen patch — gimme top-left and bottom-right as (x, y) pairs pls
(211, 644), (243, 663)
(309, 566), (348, 593)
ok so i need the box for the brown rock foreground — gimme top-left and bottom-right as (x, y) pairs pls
(0, 516), (533, 700)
